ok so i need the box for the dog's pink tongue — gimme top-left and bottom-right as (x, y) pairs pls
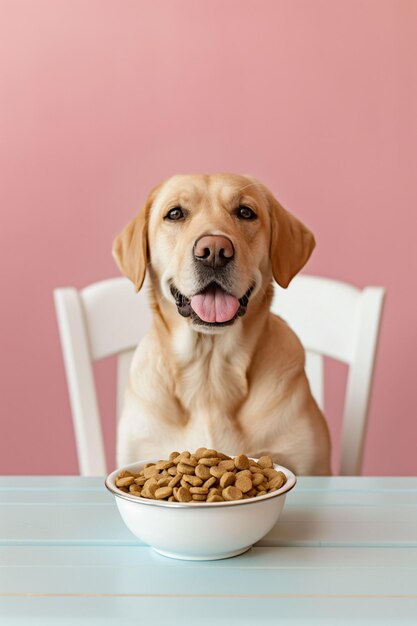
(190, 285), (240, 323)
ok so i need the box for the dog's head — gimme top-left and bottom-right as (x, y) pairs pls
(113, 173), (315, 333)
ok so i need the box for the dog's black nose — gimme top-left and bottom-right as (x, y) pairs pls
(193, 235), (235, 268)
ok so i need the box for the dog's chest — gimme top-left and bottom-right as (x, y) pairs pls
(172, 330), (250, 447)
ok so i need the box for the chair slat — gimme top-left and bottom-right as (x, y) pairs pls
(54, 289), (106, 476)
(339, 287), (385, 475)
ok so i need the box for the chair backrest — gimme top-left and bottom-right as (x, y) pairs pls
(54, 275), (384, 476)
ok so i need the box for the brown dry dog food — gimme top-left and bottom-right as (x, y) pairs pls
(115, 450), (287, 503)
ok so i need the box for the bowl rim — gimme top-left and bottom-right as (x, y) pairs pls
(105, 457), (297, 509)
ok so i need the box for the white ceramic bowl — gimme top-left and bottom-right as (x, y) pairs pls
(105, 458), (296, 561)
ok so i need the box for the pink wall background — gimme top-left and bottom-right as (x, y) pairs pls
(1, 0), (416, 475)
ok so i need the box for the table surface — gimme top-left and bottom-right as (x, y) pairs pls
(1, 476), (417, 625)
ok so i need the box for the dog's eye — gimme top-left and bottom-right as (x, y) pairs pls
(165, 207), (185, 221)
(237, 205), (257, 220)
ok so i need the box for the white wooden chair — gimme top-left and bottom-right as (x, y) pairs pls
(54, 275), (385, 476)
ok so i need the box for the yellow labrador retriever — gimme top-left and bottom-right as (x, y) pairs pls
(113, 173), (331, 475)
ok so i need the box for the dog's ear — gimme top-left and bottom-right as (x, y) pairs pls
(112, 185), (160, 292)
(269, 194), (316, 288)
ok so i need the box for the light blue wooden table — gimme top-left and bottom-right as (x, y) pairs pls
(1, 476), (416, 624)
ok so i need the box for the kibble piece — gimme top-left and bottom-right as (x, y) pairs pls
(257, 490), (267, 497)
(223, 485), (243, 501)
(269, 475), (286, 491)
(236, 469), (252, 479)
(258, 455), (273, 469)
(187, 456), (198, 467)
(218, 459), (235, 471)
(198, 448), (218, 459)
(116, 476), (135, 488)
(189, 487), (209, 495)
(209, 487), (222, 498)
(247, 488), (258, 498)
(176, 486), (192, 502)
(182, 474), (203, 487)
(143, 476), (158, 488)
(177, 462), (196, 475)
(198, 457), (221, 467)
(210, 465), (227, 478)
(257, 483), (268, 492)
(195, 464), (211, 480)
(235, 474), (253, 493)
(167, 466), (178, 476)
(207, 494), (224, 502)
(142, 483), (158, 499)
(234, 454), (250, 470)
(129, 484), (142, 495)
(157, 476), (170, 487)
(168, 496), (175, 501)
(155, 486), (173, 500)
(144, 476), (158, 489)
(203, 476), (217, 489)
(220, 471), (236, 488)
(173, 452), (191, 464)
(143, 465), (159, 478)
(192, 494), (207, 501)
(169, 451), (180, 460)
(262, 468), (279, 480)
(252, 473), (265, 487)
(168, 474), (182, 488)
(194, 447), (208, 460)
(155, 460), (174, 470)
(134, 476), (147, 486)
